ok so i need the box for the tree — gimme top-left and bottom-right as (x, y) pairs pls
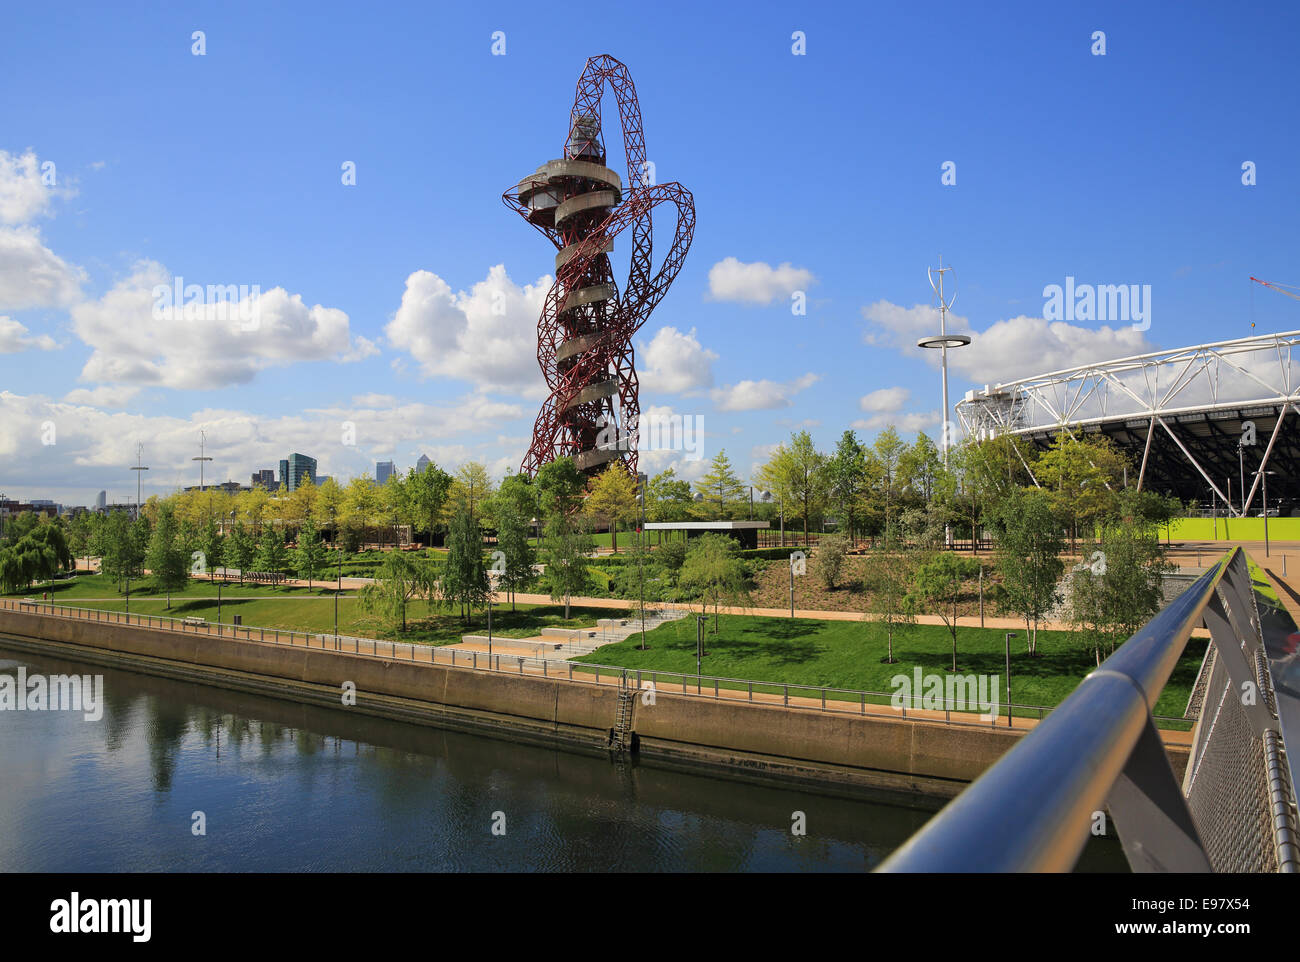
(66, 513), (94, 570)
(254, 527), (288, 577)
(146, 506), (189, 609)
(282, 476), (317, 534)
(991, 489), (1064, 656)
(1069, 492), (1174, 664)
(827, 430), (870, 544)
(861, 537), (917, 664)
(1033, 432), (1129, 549)
(909, 552), (981, 672)
(898, 503), (945, 552)
(899, 432), (944, 503)
(541, 519), (592, 620)
(0, 523), (72, 592)
(442, 501), (489, 624)
(679, 533), (750, 632)
(341, 477), (378, 549)
(225, 522), (256, 585)
(359, 551), (437, 632)
(536, 457), (593, 618)
(294, 518), (328, 589)
(693, 450), (745, 518)
(94, 511), (135, 589)
(646, 468), (695, 525)
(493, 498), (535, 611)
(756, 430), (829, 545)
(239, 485), (272, 536)
(493, 473), (539, 534)
(873, 426), (908, 537)
(315, 476), (346, 540)
(405, 462), (453, 547)
(128, 516), (151, 584)
(448, 462), (495, 524)
(814, 533), (850, 589)
(585, 464), (638, 552)
(198, 517), (223, 577)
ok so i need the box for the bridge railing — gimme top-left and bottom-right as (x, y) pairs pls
(0, 594), (1188, 732)
(880, 546), (1300, 873)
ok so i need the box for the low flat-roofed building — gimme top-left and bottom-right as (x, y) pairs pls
(642, 520), (769, 550)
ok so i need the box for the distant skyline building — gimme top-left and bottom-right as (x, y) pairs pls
(416, 453), (431, 474)
(95, 490), (106, 511)
(251, 469), (275, 489)
(376, 460), (395, 485)
(285, 453), (317, 492)
(279, 459), (289, 487)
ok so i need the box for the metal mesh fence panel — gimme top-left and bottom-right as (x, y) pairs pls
(1183, 647), (1277, 872)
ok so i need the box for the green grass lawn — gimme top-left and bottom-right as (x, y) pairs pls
(12, 575), (626, 647)
(572, 614), (1205, 721)
(5, 573), (343, 600)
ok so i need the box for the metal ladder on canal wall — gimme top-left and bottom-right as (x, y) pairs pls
(611, 674), (635, 753)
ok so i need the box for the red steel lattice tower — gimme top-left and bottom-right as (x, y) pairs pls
(503, 54), (695, 478)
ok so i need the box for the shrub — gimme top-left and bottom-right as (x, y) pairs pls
(814, 534), (849, 589)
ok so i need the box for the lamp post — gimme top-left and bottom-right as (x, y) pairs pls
(637, 472), (648, 650)
(695, 615), (706, 692)
(1257, 469), (1276, 556)
(789, 552), (796, 618)
(1239, 440), (1246, 518)
(487, 598), (494, 663)
(1004, 632), (1016, 728)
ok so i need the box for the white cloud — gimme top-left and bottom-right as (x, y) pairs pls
(385, 264), (550, 398)
(0, 316), (58, 353)
(861, 299), (1155, 385)
(711, 372), (819, 412)
(852, 409), (941, 432)
(0, 150), (62, 225)
(859, 386), (910, 413)
(62, 385), (140, 408)
(351, 393), (399, 408)
(69, 261), (373, 389)
(707, 257), (815, 305)
(0, 226), (84, 310)
(955, 315), (1155, 384)
(0, 389), (527, 504)
(638, 325), (718, 394)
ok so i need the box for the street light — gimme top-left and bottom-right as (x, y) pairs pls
(789, 551), (797, 618)
(636, 472), (648, 651)
(695, 615), (707, 692)
(1239, 439), (1247, 518)
(1256, 469), (1276, 556)
(1004, 632), (1017, 728)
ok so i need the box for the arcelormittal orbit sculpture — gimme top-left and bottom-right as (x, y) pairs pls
(503, 54), (695, 478)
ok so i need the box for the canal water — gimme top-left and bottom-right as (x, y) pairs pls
(0, 642), (1126, 872)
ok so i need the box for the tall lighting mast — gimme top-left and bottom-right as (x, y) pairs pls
(130, 443), (149, 521)
(192, 430), (214, 524)
(916, 256), (971, 468)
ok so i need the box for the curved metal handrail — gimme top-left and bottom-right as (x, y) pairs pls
(880, 548), (1241, 873)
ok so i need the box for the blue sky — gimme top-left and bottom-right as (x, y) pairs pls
(1, 0), (1298, 506)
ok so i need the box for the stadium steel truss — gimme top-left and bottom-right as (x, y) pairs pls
(955, 331), (1300, 515)
(503, 54), (696, 478)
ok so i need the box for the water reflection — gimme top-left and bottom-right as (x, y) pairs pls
(0, 641), (1126, 872)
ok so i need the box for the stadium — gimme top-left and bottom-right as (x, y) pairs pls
(955, 330), (1300, 517)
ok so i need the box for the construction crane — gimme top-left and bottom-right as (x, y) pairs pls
(1250, 276), (1300, 302)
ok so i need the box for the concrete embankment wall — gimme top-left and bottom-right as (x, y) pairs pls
(0, 609), (1189, 803)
